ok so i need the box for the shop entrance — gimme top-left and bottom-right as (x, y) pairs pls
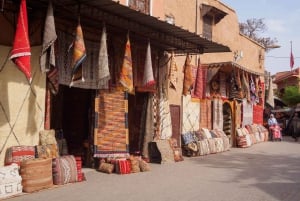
(51, 85), (95, 167)
(223, 102), (234, 147)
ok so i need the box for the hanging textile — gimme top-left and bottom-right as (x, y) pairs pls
(56, 31), (104, 89)
(70, 22), (87, 87)
(9, 0), (31, 82)
(242, 99), (253, 127)
(182, 54), (194, 96)
(193, 58), (206, 99)
(168, 53), (178, 90)
(142, 94), (155, 160)
(266, 75), (274, 108)
(120, 36), (134, 94)
(142, 41), (155, 87)
(40, 0), (57, 73)
(158, 92), (173, 140)
(94, 89), (129, 158)
(97, 25), (110, 89)
(212, 98), (223, 130)
(200, 99), (212, 130)
(219, 72), (227, 98)
(205, 67), (220, 98)
(235, 101), (242, 129)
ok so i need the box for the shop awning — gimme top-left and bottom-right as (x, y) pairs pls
(25, 0), (230, 54)
(204, 61), (264, 76)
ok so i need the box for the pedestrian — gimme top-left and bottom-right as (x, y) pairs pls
(268, 113), (281, 141)
(291, 112), (300, 142)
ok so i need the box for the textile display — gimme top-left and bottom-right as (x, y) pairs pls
(154, 140), (175, 163)
(235, 101), (242, 129)
(98, 162), (114, 174)
(214, 138), (224, 153)
(241, 71), (251, 102)
(197, 139), (210, 156)
(168, 53), (178, 90)
(39, 129), (57, 145)
(120, 37), (134, 94)
(142, 94), (155, 159)
(193, 58), (206, 99)
(253, 105), (263, 124)
(205, 67), (220, 98)
(222, 137), (230, 151)
(242, 99), (253, 127)
(56, 31), (104, 89)
(0, 46), (46, 167)
(182, 132), (197, 145)
(35, 144), (59, 159)
(158, 92), (173, 139)
(20, 158), (53, 193)
(52, 155), (78, 185)
(47, 67), (59, 95)
(129, 156), (140, 173)
(40, 1), (57, 73)
(212, 98), (223, 130)
(142, 41), (155, 87)
(0, 164), (22, 199)
(207, 138), (217, 154)
(200, 99), (212, 129)
(94, 89), (129, 158)
(5, 146), (35, 166)
(219, 72), (227, 98)
(97, 25), (110, 89)
(75, 157), (84, 181)
(182, 95), (200, 133)
(139, 159), (151, 171)
(70, 22), (87, 86)
(109, 158), (131, 174)
(9, 0), (31, 81)
(201, 128), (212, 139)
(182, 54), (194, 95)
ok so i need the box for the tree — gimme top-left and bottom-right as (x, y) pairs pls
(281, 86), (300, 107)
(239, 18), (278, 52)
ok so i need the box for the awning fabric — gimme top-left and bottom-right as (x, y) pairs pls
(25, 0), (230, 54)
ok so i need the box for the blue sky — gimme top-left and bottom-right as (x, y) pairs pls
(221, 0), (300, 75)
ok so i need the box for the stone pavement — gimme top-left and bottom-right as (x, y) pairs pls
(4, 136), (300, 201)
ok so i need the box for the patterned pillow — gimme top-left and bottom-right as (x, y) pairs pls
(98, 162), (114, 174)
(35, 144), (59, 159)
(39, 129), (57, 145)
(236, 128), (244, 137)
(52, 155), (78, 185)
(5, 146), (35, 166)
(182, 132), (197, 145)
(201, 128), (212, 139)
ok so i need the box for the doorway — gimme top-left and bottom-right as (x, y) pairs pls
(51, 85), (95, 167)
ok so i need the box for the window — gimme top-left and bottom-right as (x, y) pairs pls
(203, 15), (213, 40)
(128, 0), (150, 15)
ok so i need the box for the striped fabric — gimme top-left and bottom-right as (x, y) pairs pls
(70, 23), (87, 86)
(21, 158), (53, 193)
(52, 155), (77, 185)
(212, 98), (223, 130)
(200, 99), (212, 130)
(94, 89), (129, 158)
(5, 146), (35, 166)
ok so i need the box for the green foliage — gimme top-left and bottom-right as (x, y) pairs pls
(281, 86), (300, 106)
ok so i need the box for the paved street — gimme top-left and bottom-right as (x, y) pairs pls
(5, 136), (300, 201)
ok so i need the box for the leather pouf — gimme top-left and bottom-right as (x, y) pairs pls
(20, 158), (53, 193)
